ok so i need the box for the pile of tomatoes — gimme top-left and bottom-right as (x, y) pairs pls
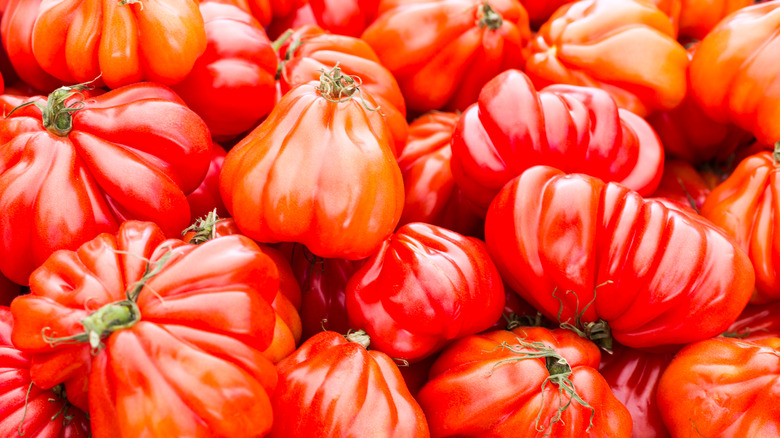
(0, 0), (778, 436)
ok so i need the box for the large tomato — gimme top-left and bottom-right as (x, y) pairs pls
(10, 221), (279, 437)
(173, 2), (277, 141)
(278, 25), (408, 152)
(397, 111), (483, 237)
(0, 0), (60, 93)
(657, 336), (780, 436)
(220, 66), (404, 260)
(417, 326), (632, 436)
(346, 222), (505, 362)
(270, 330), (429, 437)
(0, 82), (211, 286)
(362, 0), (531, 113)
(266, 0), (380, 37)
(485, 166), (755, 350)
(690, 1), (780, 145)
(450, 69), (664, 216)
(525, 0), (688, 117)
(0, 306), (91, 437)
(209, 0), (308, 26)
(29, 0), (206, 89)
(700, 150), (780, 303)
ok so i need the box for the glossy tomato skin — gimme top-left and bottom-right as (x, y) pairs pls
(690, 1), (780, 145)
(346, 222), (505, 363)
(270, 330), (429, 437)
(657, 336), (780, 436)
(186, 142), (230, 223)
(599, 343), (673, 438)
(220, 79), (404, 261)
(1, 0), (59, 93)
(362, 0), (531, 113)
(173, 2), (277, 141)
(701, 151), (780, 303)
(0, 307), (91, 438)
(268, 0), (381, 37)
(485, 166), (755, 350)
(30, 0), (206, 89)
(0, 83), (211, 286)
(397, 111), (483, 237)
(209, 0), (308, 26)
(10, 221), (279, 437)
(450, 70), (664, 216)
(279, 25), (408, 153)
(417, 326), (632, 437)
(726, 301), (780, 341)
(526, 0), (688, 117)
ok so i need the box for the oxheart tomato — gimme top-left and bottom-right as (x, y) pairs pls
(417, 326), (632, 437)
(701, 150), (780, 303)
(220, 67), (404, 260)
(346, 222), (505, 363)
(173, 2), (277, 141)
(0, 82), (211, 285)
(690, 1), (780, 145)
(0, 306), (91, 438)
(397, 111), (483, 237)
(270, 330), (429, 437)
(657, 337), (780, 436)
(278, 25), (408, 152)
(10, 221), (279, 437)
(525, 0), (688, 117)
(450, 69), (664, 216)
(485, 166), (755, 350)
(29, 0), (206, 88)
(362, 0), (531, 113)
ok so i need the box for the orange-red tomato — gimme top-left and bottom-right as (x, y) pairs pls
(689, 1), (780, 145)
(220, 67), (404, 260)
(678, 0), (753, 40)
(29, 0), (206, 89)
(526, 0), (688, 117)
(1, 0), (60, 93)
(658, 337), (780, 436)
(362, 0), (531, 113)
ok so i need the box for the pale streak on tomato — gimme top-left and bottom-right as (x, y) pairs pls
(99, 0), (143, 88)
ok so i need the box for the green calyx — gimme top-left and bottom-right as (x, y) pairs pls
(182, 209), (224, 245)
(490, 338), (596, 433)
(6, 81), (95, 137)
(553, 282), (614, 354)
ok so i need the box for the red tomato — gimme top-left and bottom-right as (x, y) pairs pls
(657, 336), (780, 436)
(173, 2), (277, 141)
(182, 214), (303, 363)
(270, 330), (429, 437)
(701, 150), (780, 303)
(599, 343), (673, 438)
(526, 0), (688, 117)
(267, 0), (380, 37)
(0, 271), (20, 306)
(397, 111), (483, 237)
(346, 222), (505, 362)
(278, 25), (408, 153)
(485, 166), (755, 350)
(1, 0), (60, 93)
(417, 326), (632, 436)
(451, 70), (664, 216)
(725, 301), (780, 341)
(0, 82), (211, 285)
(29, 1), (206, 89)
(186, 142), (230, 223)
(10, 221), (279, 437)
(689, 1), (780, 145)
(362, 0), (531, 113)
(0, 306), (91, 438)
(284, 242), (365, 342)
(220, 66), (404, 260)
(209, 0), (308, 26)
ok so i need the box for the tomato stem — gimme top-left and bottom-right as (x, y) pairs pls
(344, 329), (371, 349)
(773, 141), (780, 167)
(477, 2), (503, 31)
(553, 282), (614, 354)
(182, 209), (224, 244)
